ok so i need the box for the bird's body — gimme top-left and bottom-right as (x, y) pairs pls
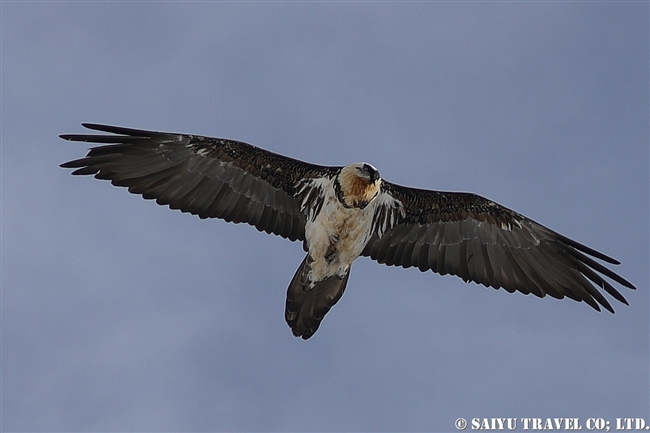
(305, 187), (372, 281)
(304, 164), (382, 280)
(287, 165), (386, 337)
(60, 123), (637, 339)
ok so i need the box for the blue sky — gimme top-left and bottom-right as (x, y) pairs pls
(2, 2), (648, 431)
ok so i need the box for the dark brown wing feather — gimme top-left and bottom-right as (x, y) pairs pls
(363, 181), (636, 312)
(60, 123), (337, 241)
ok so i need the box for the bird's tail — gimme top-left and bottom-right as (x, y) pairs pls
(285, 255), (350, 339)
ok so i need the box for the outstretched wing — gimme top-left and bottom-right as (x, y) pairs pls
(363, 181), (636, 312)
(60, 123), (337, 242)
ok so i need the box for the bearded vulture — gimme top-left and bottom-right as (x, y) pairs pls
(60, 123), (636, 339)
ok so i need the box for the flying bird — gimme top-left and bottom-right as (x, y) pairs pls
(60, 123), (636, 339)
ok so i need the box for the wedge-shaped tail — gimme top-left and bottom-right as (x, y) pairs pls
(285, 255), (350, 339)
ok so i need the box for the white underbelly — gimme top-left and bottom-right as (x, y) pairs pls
(304, 196), (374, 282)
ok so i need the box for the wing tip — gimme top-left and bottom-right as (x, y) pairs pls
(556, 232), (621, 265)
(80, 122), (121, 133)
(59, 160), (75, 168)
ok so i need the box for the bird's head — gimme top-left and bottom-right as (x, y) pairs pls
(337, 163), (382, 208)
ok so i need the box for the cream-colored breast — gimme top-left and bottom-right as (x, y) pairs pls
(305, 192), (377, 283)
